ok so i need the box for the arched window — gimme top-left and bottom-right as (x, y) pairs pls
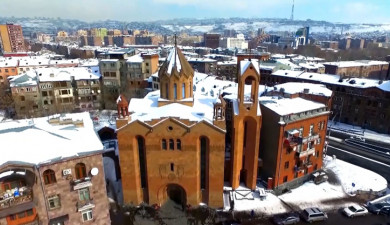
(176, 139), (181, 150)
(75, 163), (87, 179)
(165, 83), (169, 99)
(200, 137), (209, 189)
(174, 83), (177, 99)
(43, 169), (56, 185)
(169, 139), (174, 150)
(137, 136), (147, 188)
(182, 83), (185, 98)
(162, 139), (167, 150)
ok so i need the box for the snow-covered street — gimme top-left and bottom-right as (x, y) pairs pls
(231, 156), (388, 214)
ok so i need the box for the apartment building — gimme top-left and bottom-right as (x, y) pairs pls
(0, 24), (26, 53)
(0, 112), (111, 225)
(9, 67), (101, 118)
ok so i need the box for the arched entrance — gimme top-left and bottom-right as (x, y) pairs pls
(166, 184), (186, 206)
(158, 183), (187, 210)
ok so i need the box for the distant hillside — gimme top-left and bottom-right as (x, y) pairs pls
(1, 16), (389, 36)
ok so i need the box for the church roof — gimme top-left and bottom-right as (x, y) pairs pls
(159, 47), (194, 77)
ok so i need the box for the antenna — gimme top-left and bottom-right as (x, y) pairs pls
(174, 33), (177, 47)
(290, 0), (295, 21)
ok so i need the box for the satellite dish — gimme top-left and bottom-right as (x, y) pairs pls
(91, 167), (99, 176)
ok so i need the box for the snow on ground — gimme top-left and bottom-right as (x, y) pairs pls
(329, 121), (390, 144)
(233, 186), (289, 215)
(232, 157), (387, 214)
(324, 156), (387, 193)
(278, 181), (347, 211)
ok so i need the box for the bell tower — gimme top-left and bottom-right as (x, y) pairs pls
(230, 60), (262, 190)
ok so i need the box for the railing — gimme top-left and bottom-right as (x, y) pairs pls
(0, 187), (33, 210)
(71, 177), (92, 191)
(296, 148), (316, 158)
(77, 199), (95, 212)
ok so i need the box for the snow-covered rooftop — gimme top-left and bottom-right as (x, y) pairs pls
(260, 97), (326, 116)
(240, 60), (260, 75)
(9, 72), (38, 87)
(0, 112), (103, 166)
(272, 82), (333, 97)
(126, 54), (144, 63)
(37, 67), (101, 82)
(323, 60), (389, 67)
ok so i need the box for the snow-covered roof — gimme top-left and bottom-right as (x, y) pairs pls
(100, 59), (119, 62)
(37, 67), (101, 82)
(49, 59), (79, 66)
(272, 82), (333, 97)
(18, 57), (50, 67)
(0, 59), (18, 67)
(9, 71), (38, 87)
(240, 60), (259, 75)
(187, 57), (216, 63)
(167, 47), (182, 74)
(0, 112), (103, 166)
(260, 97), (326, 116)
(126, 54), (144, 63)
(323, 60), (389, 67)
(128, 72), (235, 124)
(79, 59), (99, 67)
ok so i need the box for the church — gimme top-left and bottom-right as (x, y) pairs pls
(115, 44), (329, 208)
(115, 44), (262, 208)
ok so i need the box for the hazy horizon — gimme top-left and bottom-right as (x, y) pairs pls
(0, 0), (389, 24)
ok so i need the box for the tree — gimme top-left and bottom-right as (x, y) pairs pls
(0, 85), (14, 117)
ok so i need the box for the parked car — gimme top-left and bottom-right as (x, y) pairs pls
(272, 212), (300, 225)
(301, 207), (328, 223)
(312, 171), (328, 185)
(342, 204), (369, 217)
(366, 202), (390, 215)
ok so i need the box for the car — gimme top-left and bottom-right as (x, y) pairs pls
(272, 212), (300, 225)
(312, 171), (328, 185)
(342, 204), (369, 217)
(301, 207), (328, 223)
(366, 202), (390, 215)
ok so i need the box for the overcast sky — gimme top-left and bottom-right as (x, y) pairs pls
(0, 0), (388, 24)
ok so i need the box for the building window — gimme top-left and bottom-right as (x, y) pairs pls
(169, 139), (174, 150)
(176, 139), (181, 150)
(162, 139), (167, 150)
(137, 136), (147, 188)
(75, 163), (87, 179)
(174, 83), (177, 99)
(283, 176), (288, 183)
(170, 163), (174, 172)
(48, 195), (61, 210)
(284, 161), (289, 169)
(316, 151), (320, 158)
(182, 83), (185, 98)
(200, 137), (208, 189)
(82, 209), (93, 222)
(20, 96), (25, 101)
(79, 188), (90, 201)
(43, 169), (56, 185)
(165, 83), (169, 99)
(309, 124), (314, 136)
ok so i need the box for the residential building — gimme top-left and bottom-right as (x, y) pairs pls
(0, 59), (18, 86)
(259, 97), (329, 192)
(262, 70), (390, 134)
(0, 112), (111, 225)
(217, 61), (237, 81)
(323, 60), (389, 79)
(188, 58), (217, 75)
(204, 33), (221, 49)
(0, 24), (26, 53)
(9, 67), (101, 118)
(219, 34), (248, 49)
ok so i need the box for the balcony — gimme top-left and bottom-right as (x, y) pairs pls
(300, 133), (320, 144)
(71, 177), (92, 191)
(296, 148), (316, 158)
(0, 186), (33, 210)
(77, 199), (95, 212)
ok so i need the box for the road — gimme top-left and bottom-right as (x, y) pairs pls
(326, 138), (390, 182)
(242, 213), (390, 225)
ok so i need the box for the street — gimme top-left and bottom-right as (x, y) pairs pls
(242, 213), (390, 225)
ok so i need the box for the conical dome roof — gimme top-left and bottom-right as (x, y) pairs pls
(159, 46), (194, 78)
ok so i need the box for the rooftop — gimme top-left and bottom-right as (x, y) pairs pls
(260, 97), (326, 116)
(271, 82), (333, 97)
(0, 112), (103, 166)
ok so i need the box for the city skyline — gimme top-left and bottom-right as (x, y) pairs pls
(0, 0), (389, 24)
